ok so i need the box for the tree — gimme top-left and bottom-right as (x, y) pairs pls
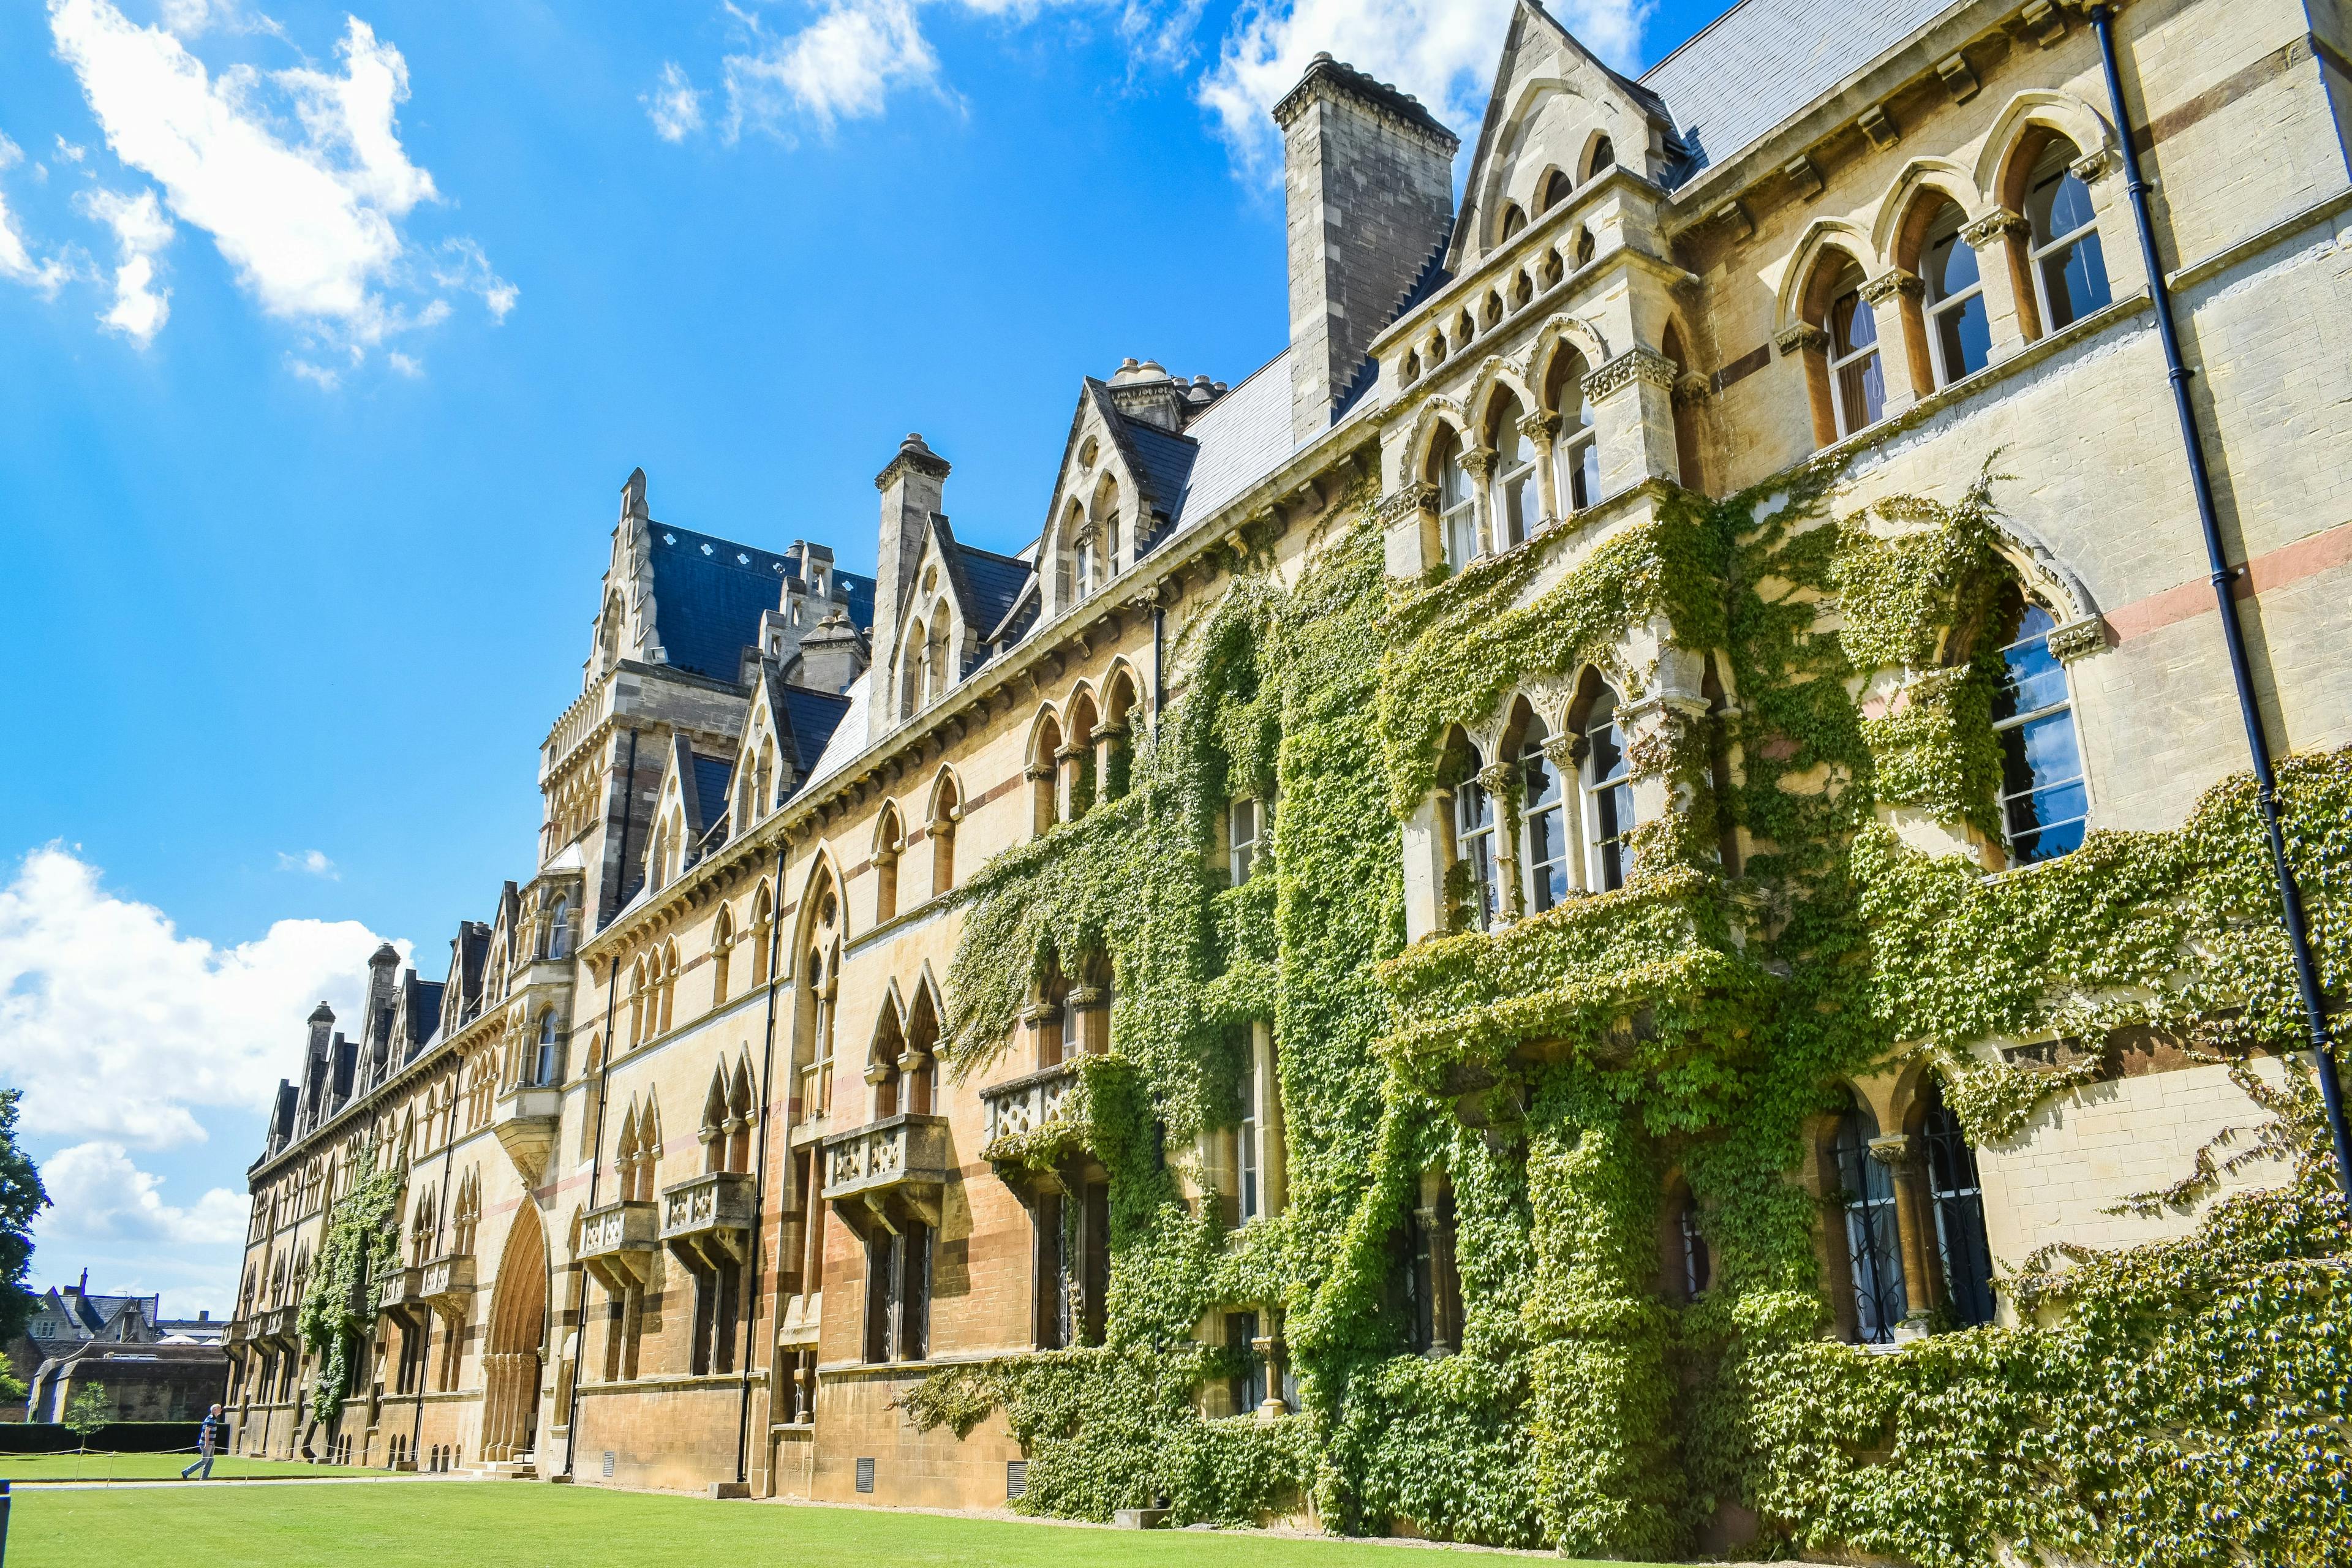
(64, 1382), (110, 1450)
(0, 1349), (25, 1406)
(0, 1088), (51, 1348)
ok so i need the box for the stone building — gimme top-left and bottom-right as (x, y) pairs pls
(223, 0), (2352, 1558)
(17, 1274), (229, 1423)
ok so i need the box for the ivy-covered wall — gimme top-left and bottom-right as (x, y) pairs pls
(903, 467), (2350, 1567)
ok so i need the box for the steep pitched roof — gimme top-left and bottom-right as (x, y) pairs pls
(1638, 0), (1961, 184)
(645, 523), (793, 684)
(1121, 420), (1200, 525)
(778, 687), (852, 780)
(692, 755), (734, 837)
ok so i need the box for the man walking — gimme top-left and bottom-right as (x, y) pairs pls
(180, 1404), (224, 1480)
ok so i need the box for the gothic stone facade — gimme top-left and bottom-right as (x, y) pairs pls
(225, 0), (2352, 1553)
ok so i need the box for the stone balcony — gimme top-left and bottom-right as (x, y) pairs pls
(660, 1170), (756, 1267)
(376, 1265), (423, 1314)
(492, 1084), (563, 1182)
(420, 1253), (476, 1319)
(255, 1305), (298, 1345)
(821, 1113), (951, 1232)
(578, 1199), (658, 1290)
(980, 1060), (1088, 1166)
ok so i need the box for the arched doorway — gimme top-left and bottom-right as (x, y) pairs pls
(479, 1200), (548, 1464)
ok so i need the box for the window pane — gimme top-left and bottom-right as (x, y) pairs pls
(1936, 292), (1991, 380)
(1836, 349), (1884, 432)
(1997, 636), (2068, 718)
(1831, 289), (1877, 356)
(1928, 230), (1979, 299)
(1505, 473), (1532, 541)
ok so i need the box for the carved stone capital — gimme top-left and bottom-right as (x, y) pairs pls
(1583, 347), (1680, 401)
(1866, 1133), (1915, 1169)
(2068, 145), (2120, 184)
(1672, 370), (1711, 407)
(1069, 986), (1109, 1011)
(1774, 322), (1830, 356)
(2045, 616), (2107, 663)
(1540, 734), (1587, 770)
(1961, 208), (2029, 249)
(1460, 447), (1499, 480)
(1518, 410), (1564, 447)
(1860, 268), (1924, 305)
(1023, 764), (1055, 783)
(1474, 761), (1516, 796)
(1377, 481), (1439, 526)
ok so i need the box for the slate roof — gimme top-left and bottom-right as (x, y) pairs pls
(646, 523), (794, 683)
(956, 544), (1032, 635)
(1639, 0), (1962, 183)
(1170, 350), (1295, 528)
(779, 687), (853, 780)
(1122, 420), (1200, 524)
(802, 673), (870, 786)
(691, 754), (734, 835)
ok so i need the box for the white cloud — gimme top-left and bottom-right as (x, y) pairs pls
(386, 348), (420, 376)
(36, 1142), (246, 1248)
(0, 844), (405, 1148)
(723, 0), (941, 137)
(644, 60), (707, 141)
(1199, 0), (1648, 174)
(274, 848), (337, 878)
(55, 135), (88, 164)
(77, 186), (173, 344)
(45, 0), (512, 355)
(287, 356), (339, 388)
(0, 135), (75, 296)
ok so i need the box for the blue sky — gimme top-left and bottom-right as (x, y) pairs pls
(0, 0), (1721, 1315)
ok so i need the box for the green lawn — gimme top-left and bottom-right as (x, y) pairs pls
(0, 1451), (374, 1483)
(1, 1479), (1682, 1566)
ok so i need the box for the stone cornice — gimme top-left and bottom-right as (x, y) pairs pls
(1583, 348), (1681, 402)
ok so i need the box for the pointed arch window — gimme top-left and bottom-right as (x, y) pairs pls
(1451, 745), (1499, 930)
(1518, 720), (1572, 912)
(1824, 260), (1884, 438)
(1545, 350), (1599, 514)
(1992, 595), (2088, 864)
(533, 1010), (560, 1087)
(546, 895), (570, 960)
(1585, 137), (1614, 180)
(2025, 139), (2109, 333)
(930, 777), (960, 895)
(1432, 426), (1479, 571)
(1923, 205), (1991, 385)
(1489, 390), (1536, 548)
(1580, 688), (1635, 891)
(1831, 1096), (1905, 1344)
(1920, 1077), (1996, 1327)
(1537, 168), (1570, 213)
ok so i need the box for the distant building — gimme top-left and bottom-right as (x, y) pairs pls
(16, 1270), (228, 1423)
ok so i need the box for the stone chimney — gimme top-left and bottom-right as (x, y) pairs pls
(1274, 53), (1458, 443)
(872, 433), (949, 705)
(796, 606), (868, 696)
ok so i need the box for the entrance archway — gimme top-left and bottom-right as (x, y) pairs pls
(480, 1200), (548, 1463)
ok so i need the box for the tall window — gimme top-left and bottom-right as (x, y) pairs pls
(1580, 690), (1634, 892)
(1227, 1310), (1266, 1412)
(1586, 137), (1615, 179)
(1832, 1096), (1905, 1344)
(1825, 262), (1884, 437)
(1545, 352), (1599, 513)
(1537, 168), (1570, 213)
(533, 1011), (559, 1087)
(1433, 428), (1479, 570)
(1920, 1077), (1996, 1327)
(1518, 723), (1572, 913)
(1452, 748), (1498, 929)
(1229, 797), (1268, 885)
(864, 1223), (930, 1364)
(2025, 140), (2109, 332)
(1676, 1193), (1711, 1300)
(546, 896), (569, 960)
(1237, 1047), (1261, 1224)
(1490, 393), (1536, 547)
(1923, 206), (1991, 385)
(1992, 597), (2088, 864)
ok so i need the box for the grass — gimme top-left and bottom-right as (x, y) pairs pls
(0, 1450), (372, 1483)
(0, 1479), (1685, 1567)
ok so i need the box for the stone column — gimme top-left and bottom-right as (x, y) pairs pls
(1025, 763), (1057, 837)
(1868, 1133), (1936, 1338)
(1252, 1309), (1289, 1419)
(1069, 986), (1110, 1056)
(1400, 792), (1452, 942)
(1520, 410), (1564, 528)
(1460, 447), (1498, 557)
(1378, 481), (1439, 579)
(2068, 145), (2142, 299)
(1478, 759), (1523, 921)
(1861, 269), (1929, 414)
(1094, 720), (1131, 802)
(1962, 207), (2034, 360)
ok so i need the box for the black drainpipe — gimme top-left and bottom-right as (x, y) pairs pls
(1151, 603), (1167, 729)
(2090, 4), (2352, 1199)
(735, 835), (791, 1489)
(561, 956), (622, 1479)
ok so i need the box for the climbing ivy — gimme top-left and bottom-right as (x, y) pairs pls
(298, 1144), (403, 1427)
(904, 459), (2350, 1566)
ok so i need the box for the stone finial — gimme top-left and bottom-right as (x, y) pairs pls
(309, 1001), (336, 1023)
(874, 432), (951, 491)
(620, 467), (649, 520)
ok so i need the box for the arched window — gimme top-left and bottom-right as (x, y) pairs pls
(1921, 205), (1991, 385)
(930, 775), (960, 895)
(1919, 1076), (1996, 1327)
(659, 941), (680, 1034)
(2023, 138), (2109, 331)
(1544, 349), (1599, 513)
(546, 895), (570, 960)
(1536, 168), (1570, 213)
(1488, 389), (1536, 547)
(1030, 714), (1063, 839)
(1517, 719), (1572, 912)
(1574, 227), (1596, 268)
(1498, 202), (1528, 242)
(1451, 744), (1498, 930)
(1580, 688), (1635, 891)
(1823, 259), (1883, 438)
(1055, 501), (1084, 608)
(1676, 1191), (1711, 1300)
(874, 804), (903, 924)
(1662, 323), (1703, 494)
(1992, 592), (2088, 863)
(1831, 1095), (1905, 1344)
(750, 884), (774, 987)
(711, 906), (734, 1006)
(1431, 426), (1479, 570)
(533, 1011), (559, 1087)
(870, 1004), (906, 1121)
